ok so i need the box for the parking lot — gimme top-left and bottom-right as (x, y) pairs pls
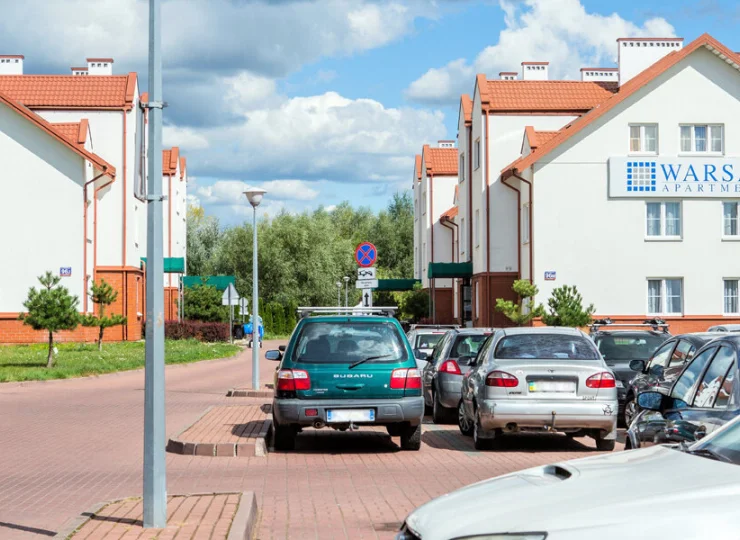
(0, 343), (622, 540)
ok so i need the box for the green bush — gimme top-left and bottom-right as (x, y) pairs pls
(183, 284), (228, 322)
(541, 285), (595, 327)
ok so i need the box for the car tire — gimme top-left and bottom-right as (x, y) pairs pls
(400, 424), (422, 451)
(386, 424), (402, 437)
(473, 416), (493, 451)
(623, 396), (638, 427)
(458, 401), (473, 436)
(432, 391), (454, 424)
(273, 421), (296, 451)
(596, 438), (616, 452)
(248, 340), (253, 349)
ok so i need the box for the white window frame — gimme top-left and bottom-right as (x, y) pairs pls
(460, 217), (466, 256)
(647, 278), (684, 316)
(679, 124), (724, 155)
(645, 201), (682, 240)
(474, 209), (480, 248)
(460, 153), (465, 182)
(722, 201), (740, 240)
(522, 203), (531, 244)
(474, 139), (481, 170)
(422, 192), (427, 216)
(724, 278), (740, 315)
(628, 123), (658, 155)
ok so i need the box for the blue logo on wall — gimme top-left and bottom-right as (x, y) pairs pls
(626, 161), (657, 192)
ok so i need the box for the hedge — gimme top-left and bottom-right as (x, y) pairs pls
(142, 320), (230, 342)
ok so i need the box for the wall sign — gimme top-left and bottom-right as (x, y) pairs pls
(544, 271), (556, 281)
(609, 157), (740, 198)
(59, 267), (72, 277)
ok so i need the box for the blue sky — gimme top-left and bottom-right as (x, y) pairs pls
(4, 0), (739, 225)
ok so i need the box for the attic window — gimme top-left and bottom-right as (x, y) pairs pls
(104, 63), (108, 67)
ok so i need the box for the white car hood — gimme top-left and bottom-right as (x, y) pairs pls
(406, 445), (740, 540)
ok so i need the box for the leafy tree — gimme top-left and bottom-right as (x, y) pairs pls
(262, 299), (274, 334)
(284, 300), (298, 334)
(398, 284), (429, 322)
(81, 279), (127, 351)
(270, 302), (286, 335)
(183, 284), (228, 322)
(495, 279), (545, 326)
(19, 272), (80, 368)
(542, 285), (596, 327)
(186, 205), (221, 277)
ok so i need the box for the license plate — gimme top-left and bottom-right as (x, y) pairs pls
(326, 409), (375, 423)
(528, 380), (576, 393)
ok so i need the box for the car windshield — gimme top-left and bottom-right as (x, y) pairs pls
(449, 334), (489, 359)
(292, 321), (408, 364)
(495, 334), (599, 360)
(415, 333), (445, 350)
(594, 334), (666, 361)
(690, 417), (740, 465)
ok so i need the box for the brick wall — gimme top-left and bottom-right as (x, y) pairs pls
(472, 272), (519, 327)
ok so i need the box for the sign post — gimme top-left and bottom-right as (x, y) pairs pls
(354, 244), (378, 309)
(222, 283), (240, 344)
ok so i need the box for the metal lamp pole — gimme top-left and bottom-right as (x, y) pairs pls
(336, 281), (341, 307)
(343, 276), (349, 307)
(143, 0), (166, 527)
(244, 187), (266, 391)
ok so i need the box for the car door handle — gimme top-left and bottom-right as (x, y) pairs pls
(336, 384), (364, 390)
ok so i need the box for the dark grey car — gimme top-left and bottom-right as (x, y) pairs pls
(422, 328), (494, 424)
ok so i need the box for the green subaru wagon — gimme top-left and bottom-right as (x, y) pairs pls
(266, 312), (424, 451)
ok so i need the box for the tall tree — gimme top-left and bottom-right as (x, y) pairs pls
(542, 285), (596, 327)
(81, 279), (127, 351)
(20, 272), (80, 368)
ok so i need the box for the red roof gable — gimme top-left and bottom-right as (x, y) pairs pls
(51, 120), (88, 148)
(423, 145), (458, 176)
(0, 73), (137, 109)
(162, 147), (180, 175)
(461, 94), (472, 125)
(441, 205), (458, 220)
(180, 156), (187, 179)
(415, 154), (422, 181)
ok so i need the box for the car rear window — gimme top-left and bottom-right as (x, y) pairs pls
(495, 334), (599, 360)
(415, 333), (445, 350)
(594, 334), (666, 361)
(292, 321), (409, 364)
(449, 334), (490, 358)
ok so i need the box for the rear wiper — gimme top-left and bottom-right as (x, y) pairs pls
(348, 355), (393, 370)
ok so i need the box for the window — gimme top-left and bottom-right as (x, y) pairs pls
(649, 341), (676, 371)
(291, 321), (408, 364)
(647, 278), (683, 315)
(693, 346), (735, 408)
(715, 361), (736, 409)
(474, 139), (481, 170)
(680, 124), (723, 153)
(522, 203), (530, 244)
(723, 202), (739, 237)
(460, 154), (465, 182)
(422, 192), (427, 215)
(725, 279), (739, 314)
(474, 210), (480, 247)
(672, 346), (717, 404)
(629, 124), (657, 153)
(460, 217), (466, 255)
(646, 202), (681, 238)
(669, 340), (695, 368)
(494, 334), (599, 360)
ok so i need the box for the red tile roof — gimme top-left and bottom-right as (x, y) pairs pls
(415, 154), (422, 181)
(162, 147), (180, 175)
(441, 206), (458, 219)
(580, 67), (618, 72)
(505, 33), (739, 175)
(0, 92), (114, 176)
(180, 157), (187, 179)
(0, 55), (24, 59)
(461, 94), (472, 125)
(423, 145), (458, 176)
(87, 58), (115, 63)
(524, 126), (559, 150)
(52, 119), (88, 148)
(477, 73), (617, 112)
(0, 73), (137, 109)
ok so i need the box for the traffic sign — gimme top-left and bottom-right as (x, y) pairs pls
(355, 278), (378, 289)
(357, 267), (376, 279)
(221, 283), (240, 305)
(355, 242), (377, 268)
(361, 289), (373, 308)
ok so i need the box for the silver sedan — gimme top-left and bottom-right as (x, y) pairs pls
(459, 327), (618, 451)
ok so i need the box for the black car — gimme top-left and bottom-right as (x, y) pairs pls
(589, 319), (670, 423)
(622, 332), (718, 426)
(626, 335), (740, 449)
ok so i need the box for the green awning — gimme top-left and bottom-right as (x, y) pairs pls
(376, 279), (421, 291)
(182, 276), (236, 291)
(140, 257), (185, 273)
(427, 262), (473, 279)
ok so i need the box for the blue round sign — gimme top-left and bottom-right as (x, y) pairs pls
(355, 242), (377, 268)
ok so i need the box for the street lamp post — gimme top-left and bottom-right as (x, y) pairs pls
(336, 281), (341, 307)
(244, 187), (267, 391)
(343, 276), (350, 307)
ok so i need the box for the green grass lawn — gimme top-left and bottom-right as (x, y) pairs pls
(0, 340), (242, 382)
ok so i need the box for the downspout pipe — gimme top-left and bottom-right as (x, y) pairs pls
(484, 110), (491, 326)
(500, 171), (522, 281)
(511, 170), (533, 286)
(441, 217), (459, 324)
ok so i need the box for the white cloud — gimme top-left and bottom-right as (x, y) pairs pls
(196, 179), (320, 206)
(163, 125), (210, 150)
(405, 0), (676, 104)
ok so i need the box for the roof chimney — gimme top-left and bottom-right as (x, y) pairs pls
(521, 62), (549, 81)
(617, 38), (683, 86)
(71, 66), (89, 76)
(437, 140), (455, 149)
(499, 71), (518, 81)
(580, 67), (618, 82)
(0, 55), (23, 75)
(86, 58), (114, 76)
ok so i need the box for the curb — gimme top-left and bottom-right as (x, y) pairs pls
(53, 498), (129, 539)
(226, 387), (273, 398)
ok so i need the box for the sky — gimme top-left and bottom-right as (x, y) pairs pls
(4, 0), (739, 225)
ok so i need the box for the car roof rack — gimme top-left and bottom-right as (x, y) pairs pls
(589, 317), (669, 333)
(410, 324), (460, 330)
(296, 307), (398, 319)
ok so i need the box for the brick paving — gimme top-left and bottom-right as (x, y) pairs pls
(67, 494), (241, 540)
(0, 341), (623, 540)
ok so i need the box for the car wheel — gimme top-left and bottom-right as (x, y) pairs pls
(248, 340), (253, 349)
(458, 401), (473, 436)
(596, 438), (616, 452)
(432, 391), (454, 424)
(400, 424), (422, 451)
(473, 415), (493, 451)
(386, 424), (402, 437)
(623, 397), (638, 427)
(273, 421), (296, 451)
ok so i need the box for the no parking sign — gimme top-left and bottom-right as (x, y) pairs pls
(355, 242), (377, 268)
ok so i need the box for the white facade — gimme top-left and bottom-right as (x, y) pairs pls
(0, 55), (23, 75)
(163, 152), (188, 288)
(618, 38), (683, 86)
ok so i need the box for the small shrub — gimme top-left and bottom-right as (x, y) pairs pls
(156, 321), (231, 342)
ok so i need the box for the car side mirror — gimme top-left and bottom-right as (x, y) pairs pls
(629, 359), (646, 373)
(637, 391), (663, 411)
(265, 350), (282, 361)
(278, 345), (286, 352)
(415, 350), (428, 361)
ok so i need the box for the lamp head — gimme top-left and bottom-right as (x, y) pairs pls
(243, 187), (267, 208)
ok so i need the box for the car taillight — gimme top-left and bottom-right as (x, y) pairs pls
(485, 370), (519, 387)
(390, 368), (422, 389)
(277, 369), (311, 391)
(586, 372), (616, 388)
(439, 360), (462, 375)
